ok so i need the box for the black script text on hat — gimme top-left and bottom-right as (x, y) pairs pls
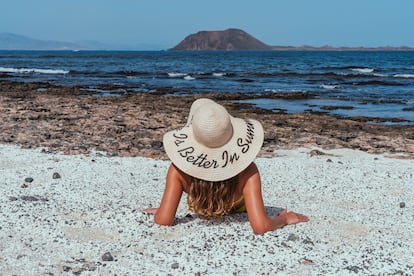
(237, 120), (255, 154)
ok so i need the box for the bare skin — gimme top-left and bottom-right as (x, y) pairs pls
(144, 162), (309, 235)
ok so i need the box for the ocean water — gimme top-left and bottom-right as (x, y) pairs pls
(1, 50), (413, 123)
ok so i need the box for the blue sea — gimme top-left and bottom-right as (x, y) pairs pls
(1, 50), (414, 124)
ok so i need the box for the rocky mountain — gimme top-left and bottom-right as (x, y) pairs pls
(170, 28), (414, 51)
(170, 28), (272, 50)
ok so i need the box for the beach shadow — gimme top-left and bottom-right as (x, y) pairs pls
(179, 206), (285, 226)
(174, 213), (198, 225)
(265, 206), (285, 216)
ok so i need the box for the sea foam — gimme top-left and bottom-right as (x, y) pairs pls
(213, 72), (226, 77)
(394, 74), (414, 79)
(184, 75), (195, 80)
(0, 67), (69, 74)
(321, 84), (339, 89)
(167, 72), (187, 77)
(351, 68), (374, 73)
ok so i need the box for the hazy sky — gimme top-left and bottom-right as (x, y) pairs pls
(1, 0), (413, 49)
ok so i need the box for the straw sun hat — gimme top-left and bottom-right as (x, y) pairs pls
(163, 98), (264, 182)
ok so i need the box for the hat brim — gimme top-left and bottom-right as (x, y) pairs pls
(163, 117), (263, 181)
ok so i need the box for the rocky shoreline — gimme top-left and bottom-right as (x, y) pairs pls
(1, 80), (413, 159)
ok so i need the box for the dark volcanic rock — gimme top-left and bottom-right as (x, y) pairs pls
(0, 80), (414, 159)
(101, 252), (114, 262)
(170, 28), (272, 50)
(52, 172), (61, 179)
(402, 106), (414, 112)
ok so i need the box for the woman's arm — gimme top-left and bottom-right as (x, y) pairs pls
(241, 163), (309, 235)
(149, 164), (185, 226)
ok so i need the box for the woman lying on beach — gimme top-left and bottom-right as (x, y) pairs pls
(144, 98), (308, 234)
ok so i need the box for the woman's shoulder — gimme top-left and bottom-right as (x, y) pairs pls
(236, 162), (260, 191)
(168, 163), (192, 192)
(239, 162), (259, 178)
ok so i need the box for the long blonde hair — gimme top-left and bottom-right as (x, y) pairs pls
(188, 176), (238, 218)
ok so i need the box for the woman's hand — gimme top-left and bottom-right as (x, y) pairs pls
(143, 207), (159, 214)
(278, 209), (309, 226)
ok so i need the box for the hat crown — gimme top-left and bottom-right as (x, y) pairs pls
(192, 104), (233, 148)
(163, 98), (264, 181)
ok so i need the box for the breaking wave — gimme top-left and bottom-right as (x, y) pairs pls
(168, 72), (187, 77)
(321, 84), (340, 89)
(394, 74), (414, 79)
(0, 67), (69, 74)
(350, 68), (374, 74)
(184, 75), (195, 80)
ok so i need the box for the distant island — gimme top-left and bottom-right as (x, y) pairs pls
(170, 28), (414, 51)
(171, 28), (272, 50)
(1, 30), (413, 51)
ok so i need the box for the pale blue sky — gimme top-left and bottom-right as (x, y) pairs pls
(1, 0), (413, 49)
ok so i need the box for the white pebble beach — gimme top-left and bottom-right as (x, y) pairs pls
(0, 143), (413, 275)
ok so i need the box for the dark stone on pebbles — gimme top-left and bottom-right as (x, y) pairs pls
(19, 195), (48, 202)
(309, 149), (327, 156)
(399, 202), (406, 208)
(302, 237), (315, 245)
(302, 258), (314, 265)
(101, 252), (114, 262)
(287, 233), (300, 241)
(171, 262), (179, 269)
(345, 265), (363, 273)
(52, 172), (61, 179)
(24, 177), (34, 183)
(20, 195), (39, 202)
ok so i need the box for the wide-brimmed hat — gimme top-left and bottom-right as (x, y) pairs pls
(163, 98), (264, 181)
